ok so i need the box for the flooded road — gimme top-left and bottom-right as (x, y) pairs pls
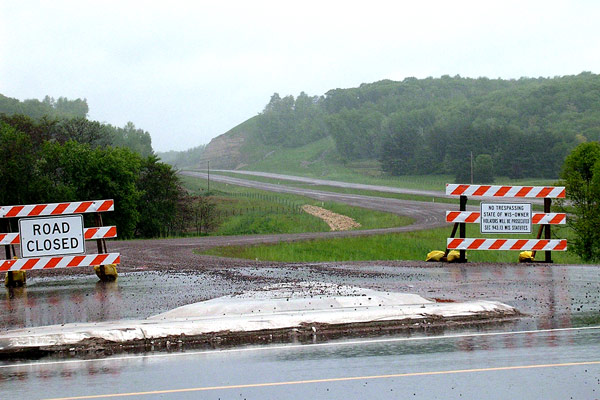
(1, 262), (599, 399)
(1, 263), (598, 332)
(1, 326), (598, 399)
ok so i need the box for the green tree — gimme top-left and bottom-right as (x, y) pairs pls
(1, 94), (88, 120)
(560, 142), (600, 261)
(473, 154), (494, 183)
(0, 113), (178, 240)
(0, 122), (38, 205)
(192, 195), (217, 235)
(51, 117), (113, 148)
(0, 114), (56, 150)
(136, 155), (182, 237)
(37, 141), (142, 238)
(111, 122), (154, 157)
(54, 97), (88, 118)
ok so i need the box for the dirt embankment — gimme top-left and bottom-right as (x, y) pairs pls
(302, 205), (361, 231)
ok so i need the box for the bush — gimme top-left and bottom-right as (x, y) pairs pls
(560, 142), (600, 261)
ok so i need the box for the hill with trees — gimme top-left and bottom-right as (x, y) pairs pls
(0, 94), (191, 238)
(0, 94), (154, 158)
(200, 72), (600, 182)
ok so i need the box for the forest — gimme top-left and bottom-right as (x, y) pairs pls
(0, 95), (186, 239)
(255, 72), (600, 182)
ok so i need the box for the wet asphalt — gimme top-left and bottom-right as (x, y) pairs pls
(2, 263), (599, 333)
(1, 262), (599, 400)
(1, 313), (599, 399)
(1, 173), (599, 399)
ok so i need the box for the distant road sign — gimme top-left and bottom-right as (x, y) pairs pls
(19, 215), (85, 258)
(480, 203), (532, 234)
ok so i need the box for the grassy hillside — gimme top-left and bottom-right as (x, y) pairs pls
(199, 73), (600, 182)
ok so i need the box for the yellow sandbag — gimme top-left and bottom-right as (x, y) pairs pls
(94, 264), (118, 282)
(4, 271), (26, 287)
(519, 251), (535, 262)
(447, 250), (464, 263)
(426, 251), (446, 262)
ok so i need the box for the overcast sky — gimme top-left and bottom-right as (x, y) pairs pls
(1, 1), (599, 152)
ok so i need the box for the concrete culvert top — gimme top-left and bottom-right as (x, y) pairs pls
(0, 282), (519, 356)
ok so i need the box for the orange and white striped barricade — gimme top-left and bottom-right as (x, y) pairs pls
(445, 184), (566, 263)
(1, 199), (118, 286)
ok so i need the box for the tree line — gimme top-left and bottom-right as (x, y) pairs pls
(0, 95), (209, 239)
(255, 72), (600, 181)
(1, 94), (154, 158)
(157, 144), (206, 169)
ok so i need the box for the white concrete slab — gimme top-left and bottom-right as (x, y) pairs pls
(0, 282), (517, 352)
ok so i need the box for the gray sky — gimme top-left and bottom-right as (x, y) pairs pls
(1, 0), (599, 152)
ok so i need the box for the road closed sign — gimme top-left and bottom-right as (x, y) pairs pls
(19, 215), (85, 258)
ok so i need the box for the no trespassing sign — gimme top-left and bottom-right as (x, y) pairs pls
(480, 202), (532, 234)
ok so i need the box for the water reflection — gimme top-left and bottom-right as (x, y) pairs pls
(0, 272), (231, 330)
(272, 327), (588, 364)
(0, 277), (123, 329)
(1, 264), (598, 336)
(333, 263), (600, 332)
(0, 359), (124, 384)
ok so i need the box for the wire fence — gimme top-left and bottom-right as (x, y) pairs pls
(221, 192), (305, 215)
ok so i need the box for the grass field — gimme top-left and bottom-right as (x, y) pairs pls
(233, 137), (561, 192)
(200, 223), (583, 264)
(209, 171), (555, 212)
(180, 175), (412, 236)
(182, 168), (576, 265)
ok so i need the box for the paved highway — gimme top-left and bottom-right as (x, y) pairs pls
(207, 169), (547, 205)
(1, 326), (598, 399)
(212, 169), (448, 198)
(180, 170), (459, 232)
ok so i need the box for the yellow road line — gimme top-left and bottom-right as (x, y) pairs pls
(44, 360), (600, 400)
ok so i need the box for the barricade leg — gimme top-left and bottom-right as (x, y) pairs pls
(459, 195), (467, 263)
(544, 199), (553, 263)
(2, 230), (25, 287)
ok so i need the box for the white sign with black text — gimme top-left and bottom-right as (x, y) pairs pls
(19, 215), (85, 258)
(480, 203), (532, 234)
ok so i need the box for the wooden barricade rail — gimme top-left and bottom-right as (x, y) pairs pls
(445, 184), (567, 263)
(1, 199), (118, 277)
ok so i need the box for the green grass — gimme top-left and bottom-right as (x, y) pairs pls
(234, 137), (560, 192)
(318, 202), (413, 229)
(183, 168), (574, 264)
(179, 175), (412, 236)
(216, 211), (328, 235)
(209, 171), (553, 212)
(201, 223), (583, 264)
(242, 136), (346, 176)
(211, 170), (452, 200)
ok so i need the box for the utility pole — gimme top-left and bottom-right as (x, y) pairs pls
(470, 151), (473, 184)
(207, 160), (210, 194)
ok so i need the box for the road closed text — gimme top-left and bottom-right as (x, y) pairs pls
(26, 236), (80, 253)
(19, 215), (85, 258)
